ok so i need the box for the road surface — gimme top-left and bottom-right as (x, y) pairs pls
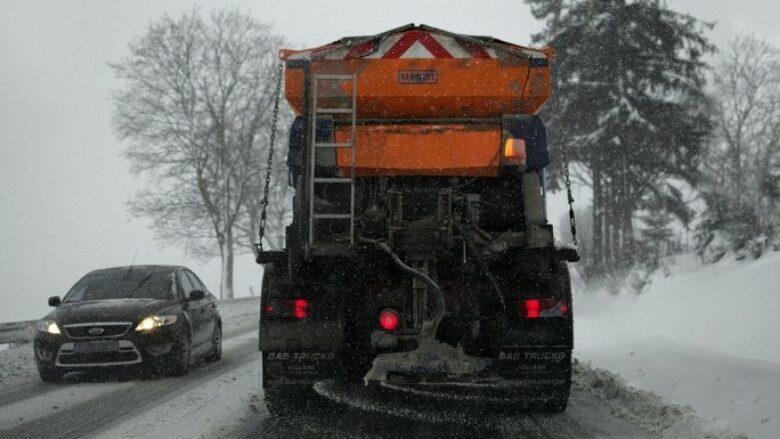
(0, 299), (659, 439)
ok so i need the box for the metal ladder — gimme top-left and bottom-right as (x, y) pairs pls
(308, 74), (357, 248)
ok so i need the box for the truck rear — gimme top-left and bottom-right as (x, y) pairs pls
(257, 24), (577, 414)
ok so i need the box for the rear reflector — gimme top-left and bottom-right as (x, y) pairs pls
(519, 298), (568, 319)
(378, 309), (400, 332)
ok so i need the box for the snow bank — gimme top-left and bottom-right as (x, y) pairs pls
(573, 360), (746, 438)
(0, 342), (36, 384)
(575, 251), (780, 439)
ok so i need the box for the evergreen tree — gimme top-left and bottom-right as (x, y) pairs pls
(527, 0), (713, 275)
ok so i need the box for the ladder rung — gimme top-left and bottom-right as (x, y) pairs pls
(317, 108), (353, 114)
(315, 142), (353, 148)
(314, 177), (352, 183)
(313, 214), (352, 219)
(315, 74), (354, 81)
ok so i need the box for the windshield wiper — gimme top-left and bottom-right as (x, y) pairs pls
(126, 274), (154, 298)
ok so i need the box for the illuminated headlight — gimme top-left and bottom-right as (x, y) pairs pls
(35, 320), (61, 335)
(135, 315), (178, 331)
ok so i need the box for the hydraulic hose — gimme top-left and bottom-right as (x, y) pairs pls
(453, 223), (507, 315)
(358, 237), (445, 339)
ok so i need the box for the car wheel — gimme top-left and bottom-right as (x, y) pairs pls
(206, 325), (222, 362)
(169, 329), (192, 376)
(38, 367), (64, 382)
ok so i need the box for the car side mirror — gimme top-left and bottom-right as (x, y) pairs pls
(189, 290), (206, 301)
(48, 296), (61, 307)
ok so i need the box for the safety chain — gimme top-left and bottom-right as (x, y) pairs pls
(256, 62), (284, 253)
(561, 143), (578, 246)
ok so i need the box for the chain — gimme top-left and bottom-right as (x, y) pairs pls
(561, 143), (578, 246)
(256, 62), (284, 253)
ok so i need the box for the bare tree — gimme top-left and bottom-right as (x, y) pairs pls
(697, 35), (780, 260)
(112, 8), (285, 298)
(234, 111), (293, 256)
(712, 35), (780, 208)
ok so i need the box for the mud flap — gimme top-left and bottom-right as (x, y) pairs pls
(262, 351), (339, 388)
(493, 348), (570, 381)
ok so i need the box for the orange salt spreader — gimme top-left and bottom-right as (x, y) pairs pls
(280, 24), (553, 177)
(259, 26), (577, 410)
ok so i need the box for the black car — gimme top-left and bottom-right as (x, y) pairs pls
(33, 265), (222, 381)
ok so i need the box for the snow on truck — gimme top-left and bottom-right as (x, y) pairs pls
(256, 24), (578, 413)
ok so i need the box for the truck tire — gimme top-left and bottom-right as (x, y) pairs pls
(540, 389), (570, 413)
(262, 355), (321, 417)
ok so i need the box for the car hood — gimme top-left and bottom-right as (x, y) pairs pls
(51, 299), (179, 325)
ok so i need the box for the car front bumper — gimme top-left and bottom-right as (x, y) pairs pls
(34, 323), (183, 370)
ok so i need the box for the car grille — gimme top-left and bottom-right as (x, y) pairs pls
(56, 340), (142, 367)
(63, 322), (132, 338)
(57, 351), (140, 365)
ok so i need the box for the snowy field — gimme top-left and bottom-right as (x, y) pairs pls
(575, 251), (780, 439)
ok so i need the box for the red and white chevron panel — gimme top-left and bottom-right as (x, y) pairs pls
(288, 28), (546, 61)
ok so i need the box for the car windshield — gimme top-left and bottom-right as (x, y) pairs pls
(63, 269), (175, 302)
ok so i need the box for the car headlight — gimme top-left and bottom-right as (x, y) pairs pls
(135, 315), (178, 331)
(36, 320), (61, 335)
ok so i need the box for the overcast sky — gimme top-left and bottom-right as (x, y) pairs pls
(1, 0), (778, 323)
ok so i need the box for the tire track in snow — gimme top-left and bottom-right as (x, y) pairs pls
(231, 382), (658, 439)
(2, 333), (259, 439)
(0, 314), (260, 439)
(0, 380), (52, 407)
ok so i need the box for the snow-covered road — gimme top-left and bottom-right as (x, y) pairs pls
(0, 296), (732, 439)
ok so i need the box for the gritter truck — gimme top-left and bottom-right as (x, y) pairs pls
(256, 24), (578, 414)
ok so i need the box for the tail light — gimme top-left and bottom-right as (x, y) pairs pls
(293, 299), (308, 319)
(264, 298), (311, 320)
(501, 114), (548, 173)
(378, 309), (400, 332)
(519, 298), (568, 319)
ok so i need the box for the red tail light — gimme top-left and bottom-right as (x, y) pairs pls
(293, 299), (309, 320)
(519, 298), (568, 319)
(378, 309), (400, 332)
(524, 299), (540, 318)
(264, 298), (310, 320)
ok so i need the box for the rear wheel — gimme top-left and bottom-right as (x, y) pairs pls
(539, 388), (570, 413)
(263, 386), (321, 417)
(262, 354), (321, 417)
